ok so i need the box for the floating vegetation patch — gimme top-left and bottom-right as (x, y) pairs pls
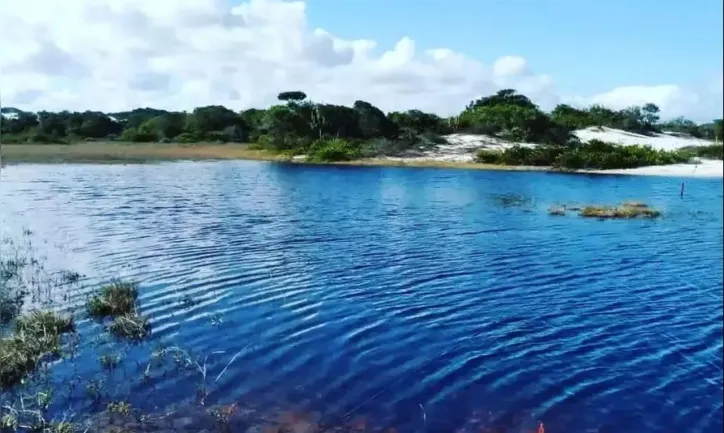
(548, 201), (662, 219)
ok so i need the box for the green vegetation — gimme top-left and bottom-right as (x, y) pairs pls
(548, 201), (662, 219)
(3, 89), (721, 165)
(86, 281), (150, 341)
(86, 281), (139, 319)
(107, 314), (150, 340)
(474, 139), (710, 170)
(0, 311), (75, 390)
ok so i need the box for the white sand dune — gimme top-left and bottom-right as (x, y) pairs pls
(573, 126), (717, 152)
(390, 127), (721, 178)
(585, 159), (723, 178)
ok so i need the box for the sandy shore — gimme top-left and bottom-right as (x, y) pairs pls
(584, 159), (723, 178)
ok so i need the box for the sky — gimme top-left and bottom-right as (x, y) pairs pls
(1, 0), (722, 121)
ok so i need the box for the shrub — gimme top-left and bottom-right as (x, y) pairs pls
(679, 144), (723, 160)
(475, 145), (565, 166)
(474, 139), (692, 170)
(307, 138), (361, 162)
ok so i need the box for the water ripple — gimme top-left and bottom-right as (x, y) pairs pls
(1, 162), (722, 432)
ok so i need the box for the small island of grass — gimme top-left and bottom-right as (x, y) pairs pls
(548, 201), (662, 219)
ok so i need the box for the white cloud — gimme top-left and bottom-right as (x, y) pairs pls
(0, 0), (721, 121)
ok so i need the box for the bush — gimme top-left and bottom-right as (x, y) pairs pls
(474, 139), (691, 170)
(475, 145), (565, 166)
(680, 144), (723, 160)
(307, 138), (361, 162)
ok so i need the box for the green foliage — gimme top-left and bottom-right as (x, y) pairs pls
(307, 138), (361, 162)
(108, 314), (150, 341)
(277, 91), (307, 102)
(1, 311), (75, 389)
(475, 145), (565, 166)
(86, 281), (139, 319)
(2, 89), (719, 161)
(106, 401), (131, 416)
(689, 144), (723, 159)
(475, 139), (691, 170)
(86, 281), (151, 341)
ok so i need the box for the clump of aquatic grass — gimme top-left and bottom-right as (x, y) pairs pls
(15, 310), (75, 336)
(86, 281), (139, 319)
(548, 200), (661, 220)
(106, 401), (131, 416)
(86, 281), (151, 341)
(0, 414), (18, 432)
(108, 314), (150, 341)
(579, 202), (661, 219)
(0, 311), (75, 390)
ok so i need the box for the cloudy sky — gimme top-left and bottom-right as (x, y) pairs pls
(1, 0), (722, 121)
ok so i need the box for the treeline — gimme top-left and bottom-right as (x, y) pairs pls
(2, 89), (722, 162)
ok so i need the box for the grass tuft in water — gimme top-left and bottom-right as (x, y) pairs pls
(86, 281), (139, 319)
(0, 311), (75, 390)
(108, 314), (150, 341)
(548, 200), (661, 220)
(579, 203), (661, 219)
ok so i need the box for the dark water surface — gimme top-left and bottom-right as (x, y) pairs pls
(1, 161), (722, 432)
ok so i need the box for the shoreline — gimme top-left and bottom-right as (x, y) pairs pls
(2, 143), (721, 179)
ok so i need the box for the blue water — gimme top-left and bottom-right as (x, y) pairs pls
(1, 161), (722, 432)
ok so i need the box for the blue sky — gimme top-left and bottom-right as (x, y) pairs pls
(303, 0), (723, 96)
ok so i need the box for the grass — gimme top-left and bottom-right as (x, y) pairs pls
(85, 281), (151, 341)
(0, 311), (75, 390)
(108, 314), (150, 341)
(1, 142), (288, 164)
(86, 281), (139, 319)
(579, 204), (661, 219)
(548, 201), (662, 219)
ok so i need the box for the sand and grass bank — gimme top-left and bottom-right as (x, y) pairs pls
(2, 142), (721, 178)
(0, 143), (287, 164)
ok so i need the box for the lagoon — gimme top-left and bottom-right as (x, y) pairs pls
(1, 161), (722, 432)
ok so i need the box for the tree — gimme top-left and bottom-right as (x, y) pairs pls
(353, 100), (397, 139)
(713, 119), (723, 142)
(466, 89), (537, 111)
(641, 103), (660, 129)
(551, 104), (593, 130)
(277, 91), (307, 103)
(185, 105), (240, 138)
